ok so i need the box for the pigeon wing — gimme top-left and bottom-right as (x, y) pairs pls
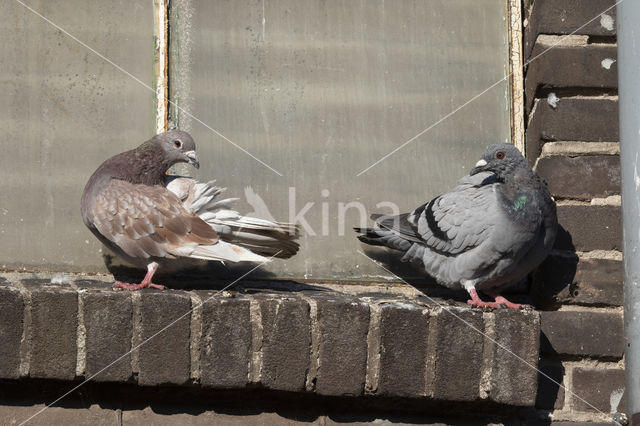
(405, 182), (498, 255)
(90, 179), (218, 260)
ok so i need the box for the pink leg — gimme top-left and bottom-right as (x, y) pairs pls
(466, 288), (507, 309)
(115, 262), (164, 291)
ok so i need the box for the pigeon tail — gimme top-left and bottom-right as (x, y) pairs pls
(354, 227), (413, 252)
(189, 239), (271, 263)
(167, 177), (300, 259)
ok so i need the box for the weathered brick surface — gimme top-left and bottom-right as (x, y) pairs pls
(377, 302), (430, 397)
(525, 98), (618, 162)
(138, 291), (191, 386)
(555, 205), (621, 251)
(0, 285), (24, 379)
(535, 360), (565, 410)
(0, 404), (119, 425)
(535, 155), (620, 199)
(531, 254), (579, 309)
(571, 366), (625, 413)
(200, 296), (251, 388)
(428, 308), (483, 401)
(531, 422), (610, 426)
(556, 258), (623, 306)
(525, 44), (617, 113)
(29, 288), (78, 380)
(0, 275), (547, 411)
(534, 256), (623, 307)
(540, 311), (623, 358)
(487, 310), (540, 406)
(315, 295), (369, 396)
(122, 406), (317, 425)
(258, 296), (310, 392)
(524, 0), (617, 58)
(82, 291), (133, 381)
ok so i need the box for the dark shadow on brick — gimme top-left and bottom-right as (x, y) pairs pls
(535, 360), (565, 410)
(101, 250), (328, 292)
(530, 225), (576, 310)
(0, 379), (536, 421)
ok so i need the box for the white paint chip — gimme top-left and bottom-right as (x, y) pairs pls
(547, 92), (559, 109)
(610, 387), (624, 413)
(601, 58), (616, 70)
(600, 13), (614, 31)
(51, 274), (70, 284)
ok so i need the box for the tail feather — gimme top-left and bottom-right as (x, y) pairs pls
(354, 227), (413, 252)
(167, 177), (300, 260)
(190, 240), (270, 263)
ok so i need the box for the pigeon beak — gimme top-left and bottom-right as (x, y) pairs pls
(185, 150), (200, 169)
(470, 159), (487, 175)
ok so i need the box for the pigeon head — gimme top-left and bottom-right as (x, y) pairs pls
(469, 143), (527, 180)
(149, 129), (200, 169)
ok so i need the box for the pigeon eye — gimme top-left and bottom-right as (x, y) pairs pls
(496, 151), (505, 160)
(173, 140), (183, 149)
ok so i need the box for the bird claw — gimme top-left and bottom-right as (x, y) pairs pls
(492, 296), (528, 310)
(115, 281), (165, 291)
(466, 294), (529, 310)
(467, 299), (507, 310)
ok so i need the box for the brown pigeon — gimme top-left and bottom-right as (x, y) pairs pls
(81, 130), (299, 290)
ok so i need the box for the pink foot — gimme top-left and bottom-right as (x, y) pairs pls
(466, 298), (508, 309)
(115, 281), (164, 291)
(492, 295), (527, 310)
(466, 288), (527, 310)
(114, 262), (164, 291)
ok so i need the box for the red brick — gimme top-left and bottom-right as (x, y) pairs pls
(428, 307), (483, 401)
(0, 285), (24, 379)
(29, 288), (78, 380)
(83, 291), (133, 382)
(540, 310), (623, 358)
(557, 258), (623, 306)
(377, 302), (430, 397)
(257, 295), (310, 392)
(535, 155), (620, 200)
(555, 205), (621, 251)
(487, 310), (540, 406)
(524, 0), (617, 58)
(138, 291), (191, 385)
(525, 44), (617, 113)
(315, 295), (369, 396)
(525, 98), (618, 162)
(200, 297), (251, 388)
(572, 366), (625, 413)
(533, 256), (623, 308)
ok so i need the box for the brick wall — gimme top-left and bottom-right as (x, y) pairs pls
(524, 0), (624, 423)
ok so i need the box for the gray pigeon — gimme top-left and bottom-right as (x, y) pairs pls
(355, 143), (557, 309)
(81, 130), (299, 290)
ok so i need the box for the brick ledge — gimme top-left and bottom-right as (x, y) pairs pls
(0, 273), (541, 411)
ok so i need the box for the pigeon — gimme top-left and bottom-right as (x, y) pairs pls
(355, 143), (557, 309)
(81, 130), (300, 290)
